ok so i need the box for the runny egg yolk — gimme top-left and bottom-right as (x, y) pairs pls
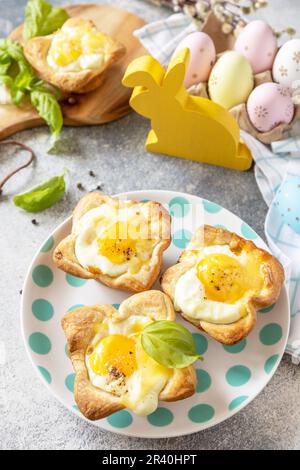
(196, 254), (246, 303)
(51, 39), (82, 67)
(50, 23), (108, 67)
(90, 334), (137, 377)
(97, 222), (137, 264)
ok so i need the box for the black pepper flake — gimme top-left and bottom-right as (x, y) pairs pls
(77, 183), (85, 191)
(19, 289), (22, 295)
(108, 366), (125, 380)
(31, 219), (38, 226)
(89, 170), (96, 177)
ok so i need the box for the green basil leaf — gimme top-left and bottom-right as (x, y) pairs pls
(0, 40), (15, 74)
(0, 74), (23, 104)
(24, 0), (69, 40)
(0, 38), (63, 142)
(0, 75), (13, 88)
(141, 320), (201, 369)
(0, 55), (12, 75)
(13, 174), (66, 212)
(30, 89), (63, 144)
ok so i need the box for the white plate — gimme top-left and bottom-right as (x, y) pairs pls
(21, 190), (289, 438)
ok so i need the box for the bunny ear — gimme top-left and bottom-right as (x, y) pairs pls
(163, 48), (190, 95)
(122, 55), (165, 91)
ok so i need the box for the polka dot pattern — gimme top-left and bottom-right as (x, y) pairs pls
(259, 323), (282, 346)
(66, 274), (87, 287)
(223, 339), (246, 354)
(38, 366), (52, 384)
(169, 196), (190, 218)
(65, 373), (75, 392)
(22, 191), (288, 438)
(172, 229), (192, 249)
(147, 407), (174, 427)
(196, 369), (211, 393)
(264, 354), (279, 374)
(32, 299), (54, 321)
(259, 304), (275, 314)
(40, 236), (54, 253)
(226, 365), (251, 387)
(192, 333), (208, 355)
(241, 222), (258, 240)
(188, 404), (215, 423)
(29, 332), (51, 355)
(202, 200), (222, 213)
(32, 265), (53, 287)
(107, 410), (133, 428)
(228, 395), (248, 411)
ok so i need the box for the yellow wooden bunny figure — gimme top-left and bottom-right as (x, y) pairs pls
(122, 48), (252, 171)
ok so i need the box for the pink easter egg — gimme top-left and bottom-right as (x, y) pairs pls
(173, 32), (216, 87)
(234, 20), (277, 74)
(247, 83), (294, 132)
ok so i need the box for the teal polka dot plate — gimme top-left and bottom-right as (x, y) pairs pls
(21, 190), (289, 438)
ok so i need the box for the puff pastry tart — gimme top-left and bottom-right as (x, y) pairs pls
(53, 192), (171, 292)
(161, 225), (284, 345)
(62, 291), (196, 419)
(24, 18), (126, 94)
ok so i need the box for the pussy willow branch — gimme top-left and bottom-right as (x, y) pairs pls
(0, 141), (35, 195)
(145, 1), (295, 36)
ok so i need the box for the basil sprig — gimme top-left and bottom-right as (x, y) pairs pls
(24, 0), (69, 40)
(0, 39), (63, 147)
(141, 320), (201, 369)
(13, 174), (66, 212)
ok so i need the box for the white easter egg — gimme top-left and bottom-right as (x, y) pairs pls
(273, 38), (300, 88)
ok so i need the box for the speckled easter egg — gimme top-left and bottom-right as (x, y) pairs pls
(272, 38), (300, 89)
(273, 176), (300, 234)
(247, 83), (294, 132)
(208, 51), (253, 109)
(173, 32), (216, 88)
(234, 20), (277, 74)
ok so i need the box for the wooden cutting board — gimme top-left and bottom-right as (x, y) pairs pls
(0, 3), (146, 140)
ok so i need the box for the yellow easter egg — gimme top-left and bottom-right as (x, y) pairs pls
(208, 51), (254, 109)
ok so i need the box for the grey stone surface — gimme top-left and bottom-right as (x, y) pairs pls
(0, 0), (299, 450)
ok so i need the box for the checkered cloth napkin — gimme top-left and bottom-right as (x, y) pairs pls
(135, 14), (300, 362)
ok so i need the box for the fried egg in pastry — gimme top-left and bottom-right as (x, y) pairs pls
(53, 192), (171, 292)
(161, 225), (284, 345)
(24, 18), (126, 94)
(62, 291), (196, 420)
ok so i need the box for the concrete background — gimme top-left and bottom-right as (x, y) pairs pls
(0, 0), (299, 450)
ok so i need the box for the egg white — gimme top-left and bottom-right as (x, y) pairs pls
(175, 245), (248, 324)
(75, 203), (157, 277)
(86, 315), (170, 416)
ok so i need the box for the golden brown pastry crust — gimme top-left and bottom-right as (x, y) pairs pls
(24, 18), (126, 94)
(62, 290), (196, 420)
(161, 225), (284, 345)
(53, 192), (171, 292)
